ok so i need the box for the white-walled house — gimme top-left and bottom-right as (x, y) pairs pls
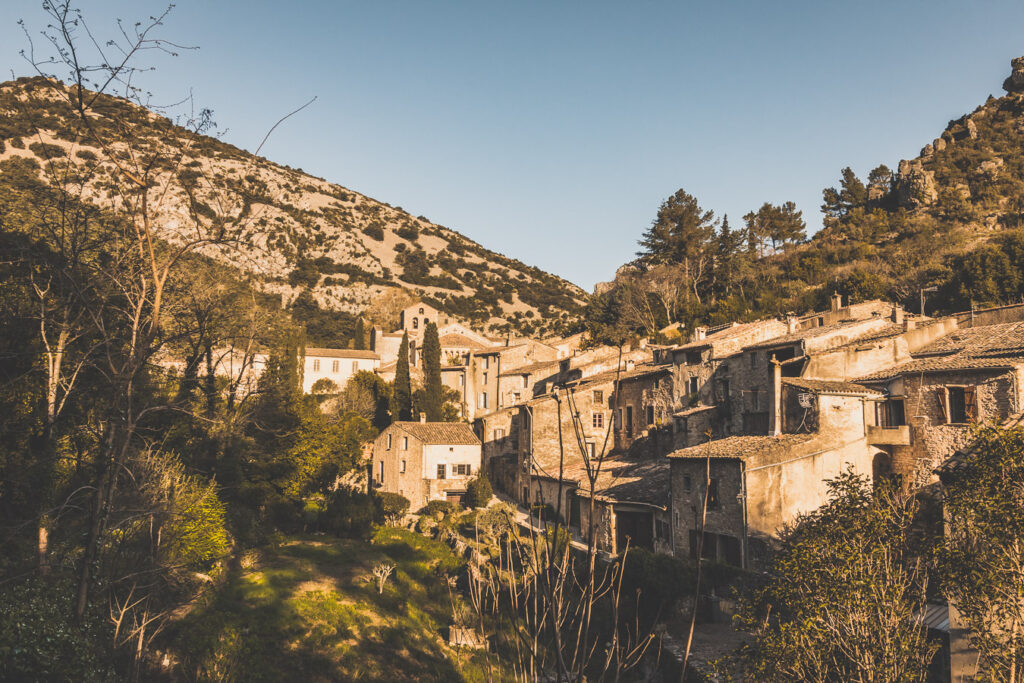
(302, 348), (380, 394)
(371, 419), (482, 508)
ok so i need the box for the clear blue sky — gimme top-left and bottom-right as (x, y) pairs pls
(3, 1), (1024, 290)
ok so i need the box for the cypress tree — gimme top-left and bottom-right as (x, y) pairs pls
(422, 321), (442, 421)
(393, 332), (413, 421)
(353, 317), (366, 350)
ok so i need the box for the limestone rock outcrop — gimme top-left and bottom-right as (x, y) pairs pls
(1003, 56), (1024, 93)
(896, 159), (938, 209)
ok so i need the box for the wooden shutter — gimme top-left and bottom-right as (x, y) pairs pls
(937, 388), (949, 424)
(964, 385), (978, 422)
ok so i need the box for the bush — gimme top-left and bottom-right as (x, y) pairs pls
(362, 224), (384, 241)
(465, 475), (493, 508)
(376, 492), (410, 520)
(310, 377), (339, 394)
(419, 499), (458, 519)
(321, 488), (380, 539)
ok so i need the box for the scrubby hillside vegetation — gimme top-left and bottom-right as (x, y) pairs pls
(0, 76), (585, 340)
(590, 57), (1024, 341)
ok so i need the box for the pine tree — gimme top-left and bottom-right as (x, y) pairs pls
(421, 321), (442, 421)
(393, 332), (413, 421)
(637, 188), (717, 304)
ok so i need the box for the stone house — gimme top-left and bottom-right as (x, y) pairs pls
(371, 419), (481, 509)
(302, 348), (380, 394)
(856, 319), (1024, 485)
(666, 378), (885, 569)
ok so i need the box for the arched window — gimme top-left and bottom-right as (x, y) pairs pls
(413, 317), (419, 329)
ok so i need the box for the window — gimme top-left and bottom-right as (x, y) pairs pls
(313, 359), (320, 371)
(876, 399), (906, 427)
(386, 434), (392, 450)
(377, 460), (384, 481)
(493, 428), (505, 440)
(459, 374), (465, 387)
(688, 376), (699, 395)
(593, 390), (604, 404)
(332, 359), (339, 373)
(686, 351), (702, 365)
(656, 519), (670, 541)
(402, 436), (409, 450)
(749, 352), (759, 369)
(592, 411), (605, 429)
(586, 442), (596, 457)
(400, 459), (407, 473)
(419, 307), (424, 315)
(646, 405), (654, 425)
(413, 317), (419, 329)
(751, 389), (761, 412)
(625, 406), (633, 437)
(437, 464), (447, 479)
(706, 478), (720, 510)
(479, 392), (488, 409)
(352, 361), (358, 372)
(482, 372), (488, 384)
(522, 375), (529, 388)
(454, 464), (472, 476)
(940, 386), (977, 424)
(513, 392), (521, 403)
(683, 474), (692, 492)
(483, 356), (490, 369)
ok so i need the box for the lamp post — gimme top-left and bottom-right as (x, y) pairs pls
(920, 286), (938, 318)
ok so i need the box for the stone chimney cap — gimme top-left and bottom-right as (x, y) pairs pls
(419, 412), (427, 423)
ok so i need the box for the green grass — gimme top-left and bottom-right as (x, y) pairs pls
(165, 528), (506, 682)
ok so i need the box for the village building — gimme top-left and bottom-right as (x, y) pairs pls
(856, 319), (1024, 485)
(667, 377), (886, 569)
(302, 347), (380, 394)
(371, 418), (481, 508)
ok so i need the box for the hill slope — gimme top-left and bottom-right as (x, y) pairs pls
(590, 56), (1024, 340)
(0, 76), (585, 338)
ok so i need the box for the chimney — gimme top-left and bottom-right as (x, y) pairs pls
(419, 412), (427, 424)
(831, 292), (843, 312)
(691, 326), (707, 343)
(639, 338), (648, 350)
(771, 360), (783, 437)
(891, 306), (904, 326)
(903, 319), (917, 332)
(786, 315), (799, 333)
(625, 359), (636, 372)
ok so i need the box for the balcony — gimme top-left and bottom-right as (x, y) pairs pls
(867, 425), (911, 446)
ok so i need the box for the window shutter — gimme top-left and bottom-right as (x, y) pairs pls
(937, 388), (949, 423)
(964, 385), (978, 422)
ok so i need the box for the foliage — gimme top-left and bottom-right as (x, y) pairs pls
(465, 474), (493, 508)
(376, 492), (411, 520)
(393, 332), (413, 421)
(338, 370), (392, 430)
(722, 471), (937, 682)
(0, 578), (119, 681)
(939, 424), (1024, 681)
(321, 488), (381, 540)
(420, 499), (459, 518)
(421, 321), (443, 421)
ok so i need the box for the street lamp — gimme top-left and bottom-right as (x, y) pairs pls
(920, 286), (938, 318)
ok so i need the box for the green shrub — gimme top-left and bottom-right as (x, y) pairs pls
(377, 492), (410, 519)
(465, 475), (493, 508)
(362, 224), (384, 241)
(322, 488), (380, 539)
(28, 141), (65, 160)
(419, 499), (458, 519)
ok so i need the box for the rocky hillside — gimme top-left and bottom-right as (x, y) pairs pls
(588, 57), (1024, 342)
(0, 76), (585, 338)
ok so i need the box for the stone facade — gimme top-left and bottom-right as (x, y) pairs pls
(371, 421), (481, 509)
(302, 348), (380, 394)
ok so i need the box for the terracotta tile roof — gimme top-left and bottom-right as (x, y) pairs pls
(666, 433), (816, 461)
(392, 421), (481, 445)
(567, 363), (670, 387)
(859, 321), (1024, 381)
(672, 319), (783, 352)
(438, 333), (488, 350)
(500, 359), (560, 377)
(306, 347), (379, 360)
(673, 405), (718, 418)
(783, 377), (883, 396)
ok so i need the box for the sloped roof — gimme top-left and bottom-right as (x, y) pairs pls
(744, 317), (885, 350)
(666, 433), (816, 462)
(859, 321), (1024, 381)
(783, 377), (883, 396)
(392, 421), (481, 445)
(306, 348), (379, 360)
(673, 319), (784, 354)
(438, 332), (488, 350)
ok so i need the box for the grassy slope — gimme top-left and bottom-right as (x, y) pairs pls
(166, 528), (503, 682)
